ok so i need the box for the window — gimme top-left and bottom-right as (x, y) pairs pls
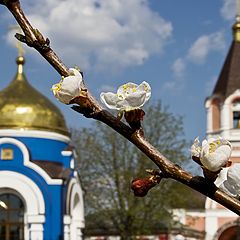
(233, 111), (240, 128)
(232, 99), (240, 129)
(0, 194), (24, 240)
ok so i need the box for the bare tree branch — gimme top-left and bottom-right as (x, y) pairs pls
(1, 0), (240, 215)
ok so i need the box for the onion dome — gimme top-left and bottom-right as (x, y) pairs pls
(0, 56), (69, 136)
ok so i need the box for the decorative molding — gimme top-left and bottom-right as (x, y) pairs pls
(225, 91), (240, 105)
(0, 129), (70, 143)
(64, 215), (71, 240)
(0, 138), (63, 185)
(70, 158), (75, 169)
(0, 171), (46, 240)
(65, 177), (85, 240)
(0, 171), (45, 214)
(61, 150), (73, 157)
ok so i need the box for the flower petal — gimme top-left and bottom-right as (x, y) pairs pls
(52, 83), (75, 104)
(100, 92), (121, 110)
(124, 91), (147, 110)
(136, 81), (151, 102)
(69, 68), (83, 77)
(117, 82), (138, 98)
(52, 68), (83, 104)
(200, 142), (232, 172)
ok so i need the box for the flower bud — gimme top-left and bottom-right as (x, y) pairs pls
(131, 176), (161, 197)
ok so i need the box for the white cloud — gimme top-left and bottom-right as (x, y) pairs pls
(187, 31), (225, 64)
(163, 78), (184, 92)
(221, 0), (235, 21)
(15, 0), (172, 73)
(168, 30), (226, 93)
(171, 31), (225, 80)
(172, 58), (186, 78)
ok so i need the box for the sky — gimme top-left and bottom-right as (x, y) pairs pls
(0, 0), (238, 142)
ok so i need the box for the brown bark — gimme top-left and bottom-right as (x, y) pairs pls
(1, 0), (240, 215)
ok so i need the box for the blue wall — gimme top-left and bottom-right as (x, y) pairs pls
(0, 136), (73, 239)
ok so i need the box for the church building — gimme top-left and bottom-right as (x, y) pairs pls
(203, 12), (240, 240)
(0, 54), (84, 239)
(175, 8), (240, 240)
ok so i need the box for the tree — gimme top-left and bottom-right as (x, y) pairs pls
(72, 102), (202, 239)
(1, 0), (239, 216)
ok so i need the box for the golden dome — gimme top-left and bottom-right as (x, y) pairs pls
(0, 56), (69, 136)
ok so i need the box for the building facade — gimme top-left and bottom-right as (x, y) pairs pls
(176, 14), (240, 240)
(0, 56), (84, 239)
(203, 14), (240, 240)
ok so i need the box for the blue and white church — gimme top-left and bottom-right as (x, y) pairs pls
(0, 55), (84, 239)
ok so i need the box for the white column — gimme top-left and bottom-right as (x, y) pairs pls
(27, 215), (45, 240)
(70, 221), (83, 240)
(64, 215), (71, 240)
(30, 224), (44, 240)
(205, 210), (218, 240)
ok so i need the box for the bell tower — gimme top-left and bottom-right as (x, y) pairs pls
(203, 2), (240, 240)
(205, 7), (240, 164)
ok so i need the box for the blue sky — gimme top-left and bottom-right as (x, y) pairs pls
(0, 0), (237, 142)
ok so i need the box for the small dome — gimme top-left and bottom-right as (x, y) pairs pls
(0, 56), (69, 136)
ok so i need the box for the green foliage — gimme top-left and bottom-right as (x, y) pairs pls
(71, 101), (201, 239)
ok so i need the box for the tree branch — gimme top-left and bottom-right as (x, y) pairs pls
(2, 0), (240, 215)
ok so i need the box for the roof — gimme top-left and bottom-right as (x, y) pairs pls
(0, 56), (69, 136)
(84, 222), (205, 239)
(212, 40), (240, 99)
(32, 160), (71, 179)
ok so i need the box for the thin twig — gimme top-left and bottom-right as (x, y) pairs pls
(1, 0), (240, 215)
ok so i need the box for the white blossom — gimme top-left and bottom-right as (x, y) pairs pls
(218, 164), (240, 197)
(100, 81), (151, 111)
(200, 138), (232, 172)
(191, 137), (232, 172)
(52, 68), (83, 104)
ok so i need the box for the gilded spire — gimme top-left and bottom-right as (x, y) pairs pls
(16, 56), (25, 75)
(8, 25), (25, 76)
(8, 25), (25, 57)
(233, 0), (240, 42)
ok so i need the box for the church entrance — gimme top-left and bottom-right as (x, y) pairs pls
(0, 193), (24, 240)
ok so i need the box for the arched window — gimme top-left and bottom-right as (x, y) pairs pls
(0, 193), (24, 240)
